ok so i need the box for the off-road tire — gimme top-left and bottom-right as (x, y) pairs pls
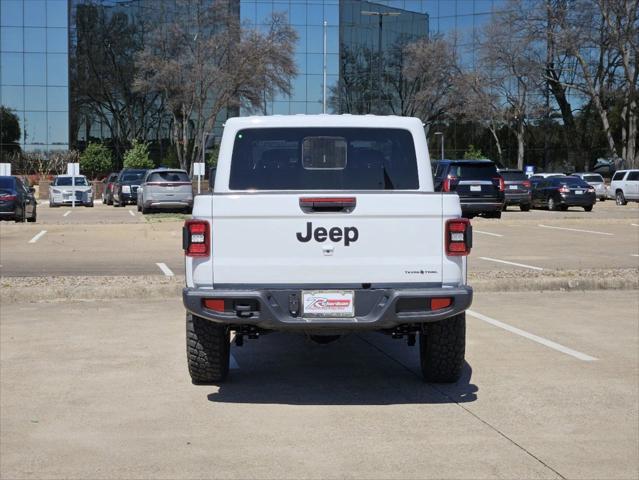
(616, 190), (627, 206)
(583, 205), (593, 212)
(420, 313), (465, 383)
(520, 203), (531, 212)
(186, 314), (230, 384)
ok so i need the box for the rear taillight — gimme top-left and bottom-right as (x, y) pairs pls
(443, 176), (457, 192)
(183, 220), (210, 257)
(445, 218), (472, 256)
(522, 180), (531, 188)
(493, 176), (505, 192)
(559, 186), (570, 194)
(431, 297), (452, 310)
(203, 299), (225, 312)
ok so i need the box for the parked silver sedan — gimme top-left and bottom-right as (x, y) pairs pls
(572, 172), (607, 201)
(49, 175), (94, 207)
(137, 169), (193, 214)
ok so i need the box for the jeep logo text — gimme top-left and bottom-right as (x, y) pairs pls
(296, 222), (359, 246)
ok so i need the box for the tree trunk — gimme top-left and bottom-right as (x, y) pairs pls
(516, 121), (525, 170)
(489, 124), (503, 164)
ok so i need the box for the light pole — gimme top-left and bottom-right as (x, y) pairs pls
(434, 132), (444, 161)
(323, 20), (327, 113)
(361, 10), (400, 114)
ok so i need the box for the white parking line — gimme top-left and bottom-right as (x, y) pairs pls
(479, 256), (543, 271)
(631, 223), (639, 227)
(28, 230), (47, 244)
(63, 210), (71, 217)
(467, 310), (597, 362)
(632, 254), (639, 257)
(230, 354), (240, 369)
(474, 230), (504, 237)
(129, 210), (136, 217)
(538, 224), (614, 236)
(156, 262), (174, 277)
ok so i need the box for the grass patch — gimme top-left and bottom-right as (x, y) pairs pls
(144, 212), (190, 223)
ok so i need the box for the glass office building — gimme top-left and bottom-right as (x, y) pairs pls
(0, 0), (70, 154)
(1, 0), (502, 156)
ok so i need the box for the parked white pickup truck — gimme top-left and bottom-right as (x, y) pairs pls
(183, 115), (473, 384)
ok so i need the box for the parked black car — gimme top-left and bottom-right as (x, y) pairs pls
(101, 172), (118, 205)
(433, 160), (505, 218)
(499, 169), (532, 211)
(531, 176), (596, 211)
(112, 169), (147, 206)
(0, 176), (37, 222)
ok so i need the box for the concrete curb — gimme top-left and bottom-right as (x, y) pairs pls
(1, 269), (637, 304)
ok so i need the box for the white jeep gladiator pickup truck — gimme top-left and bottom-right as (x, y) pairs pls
(183, 115), (473, 384)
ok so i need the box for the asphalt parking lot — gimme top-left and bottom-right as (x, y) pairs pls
(1, 199), (638, 479)
(0, 200), (637, 277)
(1, 291), (637, 479)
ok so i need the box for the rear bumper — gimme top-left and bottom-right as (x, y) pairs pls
(558, 194), (596, 206)
(504, 192), (531, 205)
(145, 199), (192, 208)
(118, 192), (137, 203)
(183, 285), (473, 332)
(460, 201), (503, 214)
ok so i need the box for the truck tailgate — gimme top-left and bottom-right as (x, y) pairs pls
(209, 193), (445, 285)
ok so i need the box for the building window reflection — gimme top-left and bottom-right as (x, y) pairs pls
(0, 0), (69, 156)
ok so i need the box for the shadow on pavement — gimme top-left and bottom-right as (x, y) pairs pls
(207, 333), (478, 406)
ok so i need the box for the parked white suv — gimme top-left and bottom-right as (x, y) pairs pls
(182, 115), (473, 384)
(610, 169), (639, 205)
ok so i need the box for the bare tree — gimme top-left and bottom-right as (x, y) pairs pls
(401, 37), (460, 131)
(480, 9), (544, 169)
(72, 2), (167, 160)
(598, 0), (638, 167)
(523, 0), (637, 167)
(134, 0), (297, 172)
(453, 72), (506, 163)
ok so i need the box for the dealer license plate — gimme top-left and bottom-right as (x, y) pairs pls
(575, 190), (583, 195)
(509, 185), (518, 190)
(302, 290), (354, 318)
(470, 185), (481, 192)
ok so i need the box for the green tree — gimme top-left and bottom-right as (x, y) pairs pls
(463, 145), (487, 160)
(80, 142), (112, 179)
(0, 106), (21, 158)
(123, 139), (154, 169)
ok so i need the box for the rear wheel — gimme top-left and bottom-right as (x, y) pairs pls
(420, 313), (465, 383)
(520, 203), (531, 212)
(584, 205), (593, 212)
(616, 191), (627, 206)
(141, 204), (150, 214)
(27, 206), (37, 222)
(14, 206), (26, 222)
(186, 314), (230, 384)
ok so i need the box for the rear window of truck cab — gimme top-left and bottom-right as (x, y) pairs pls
(229, 128), (419, 190)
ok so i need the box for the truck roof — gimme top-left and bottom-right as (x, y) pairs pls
(224, 114), (424, 129)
